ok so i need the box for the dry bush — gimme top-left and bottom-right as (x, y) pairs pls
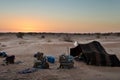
(16, 32), (24, 38)
(95, 33), (101, 39)
(62, 35), (73, 42)
(47, 39), (52, 42)
(41, 35), (45, 39)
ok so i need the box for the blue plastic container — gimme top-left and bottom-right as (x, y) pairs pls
(47, 56), (55, 63)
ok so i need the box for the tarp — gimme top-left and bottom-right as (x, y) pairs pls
(0, 51), (7, 57)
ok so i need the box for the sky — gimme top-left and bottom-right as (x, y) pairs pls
(0, 0), (120, 33)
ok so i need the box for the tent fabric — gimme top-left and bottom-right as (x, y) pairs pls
(70, 41), (120, 66)
(109, 54), (120, 67)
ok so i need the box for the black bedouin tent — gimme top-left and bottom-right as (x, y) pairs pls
(70, 41), (120, 66)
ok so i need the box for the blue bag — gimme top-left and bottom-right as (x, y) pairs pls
(47, 56), (55, 63)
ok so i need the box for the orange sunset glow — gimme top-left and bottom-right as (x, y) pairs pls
(0, 16), (57, 32)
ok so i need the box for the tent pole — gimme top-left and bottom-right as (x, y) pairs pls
(67, 47), (69, 55)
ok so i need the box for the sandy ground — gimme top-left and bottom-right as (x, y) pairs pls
(0, 34), (120, 80)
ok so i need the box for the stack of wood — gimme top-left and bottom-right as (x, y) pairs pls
(33, 52), (49, 69)
(59, 54), (74, 69)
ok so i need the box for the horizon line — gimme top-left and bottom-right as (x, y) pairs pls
(0, 31), (120, 34)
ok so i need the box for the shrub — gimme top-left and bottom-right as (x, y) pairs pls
(41, 35), (45, 39)
(63, 35), (73, 42)
(96, 35), (100, 39)
(95, 33), (101, 39)
(16, 32), (24, 38)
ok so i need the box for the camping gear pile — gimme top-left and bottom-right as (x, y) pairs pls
(5, 55), (15, 65)
(2, 55), (15, 65)
(33, 52), (49, 69)
(0, 51), (15, 65)
(59, 54), (74, 69)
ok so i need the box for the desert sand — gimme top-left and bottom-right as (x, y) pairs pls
(0, 33), (120, 80)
